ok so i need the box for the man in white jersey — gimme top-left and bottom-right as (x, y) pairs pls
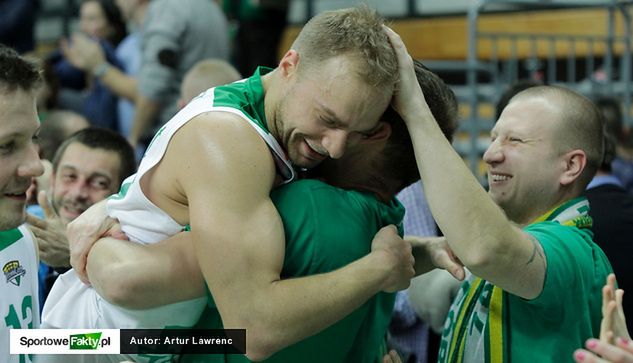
(47, 6), (415, 362)
(0, 44), (45, 363)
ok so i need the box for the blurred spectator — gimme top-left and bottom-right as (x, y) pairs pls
(584, 97), (633, 331)
(0, 0), (40, 54)
(27, 128), (135, 310)
(178, 58), (241, 108)
(49, 0), (127, 130)
(596, 97), (633, 195)
(61, 0), (150, 137)
(129, 0), (230, 148)
(26, 110), (89, 210)
(223, 0), (289, 76)
(37, 110), (90, 161)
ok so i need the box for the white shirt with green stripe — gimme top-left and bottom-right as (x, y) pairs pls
(40, 68), (294, 363)
(1, 225), (39, 363)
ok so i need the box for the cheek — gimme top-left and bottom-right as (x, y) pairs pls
(92, 190), (112, 202)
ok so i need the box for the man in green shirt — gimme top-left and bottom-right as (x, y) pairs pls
(385, 27), (612, 363)
(182, 61), (459, 363)
(78, 61), (459, 363)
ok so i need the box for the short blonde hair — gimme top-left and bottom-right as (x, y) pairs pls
(290, 6), (397, 88)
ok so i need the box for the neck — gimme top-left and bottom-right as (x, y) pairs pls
(261, 70), (281, 141)
(509, 190), (578, 227)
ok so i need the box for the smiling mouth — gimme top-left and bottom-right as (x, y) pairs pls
(304, 140), (327, 160)
(490, 173), (512, 182)
(4, 192), (27, 199)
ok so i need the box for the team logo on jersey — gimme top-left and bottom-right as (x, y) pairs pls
(3, 260), (26, 286)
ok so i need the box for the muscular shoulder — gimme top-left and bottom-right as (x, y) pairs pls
(168, 111), (277, 192)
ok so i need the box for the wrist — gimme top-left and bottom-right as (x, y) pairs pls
(92, 62), (111, 79)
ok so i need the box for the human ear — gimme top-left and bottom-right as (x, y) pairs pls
(365, 122), (392, 141)
(560, 149), (586, 186)
(278, 50), (300, 79)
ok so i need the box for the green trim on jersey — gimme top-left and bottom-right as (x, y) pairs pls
(0, 228), (23, 253)
(212, 66), (272, 134)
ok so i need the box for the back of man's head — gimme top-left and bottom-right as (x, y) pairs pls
(179, 59), (242, 106)
(379, 61), (458, 194)
(512, 86), (604, 189)
(38, 111), (90, 161)
(0, 44), (42, 94)
(290, 6), (397, 89)
(594, 97), (622, 172)
(52, 128), (136, 187)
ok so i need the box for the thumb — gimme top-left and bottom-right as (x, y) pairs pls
(37, 190), (57, 220)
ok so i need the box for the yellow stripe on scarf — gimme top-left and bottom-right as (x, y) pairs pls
(489, 286), (504, 363)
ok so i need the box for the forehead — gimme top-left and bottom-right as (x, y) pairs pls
(493, 95), (562, 136)
(59, 143), (120, 175)
(301, 56), (390, 129)
(0, 89), (39, 138)
(81, 1), (104, 16)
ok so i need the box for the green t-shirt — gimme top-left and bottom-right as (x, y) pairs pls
(439, 197), (613, 363)
(181, 179), (405, 363)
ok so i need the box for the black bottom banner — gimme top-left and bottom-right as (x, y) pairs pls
(119, 329), (246, 354)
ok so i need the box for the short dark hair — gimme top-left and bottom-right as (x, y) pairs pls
(594, 96), (623, 171)
(52, 128), (136, 187)
(379, 60), (459, 193)
(0, 44), (42, 93)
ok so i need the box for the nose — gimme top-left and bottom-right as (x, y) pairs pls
(17, 144), (44, 178)
(322, 129), (348, 159)
(67, 179), (91, 200)
(483, 139), (504, 166)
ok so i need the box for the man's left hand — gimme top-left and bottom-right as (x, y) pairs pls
(408, 235), (465, 280)
(26, 190), (70, 267)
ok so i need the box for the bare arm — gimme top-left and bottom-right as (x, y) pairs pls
(174, 114), (413, 360)
(95, 66), (138, 102)
(129, 95), (161, 147)
(385, 27), (546, 300)
(86, 233), (205, 309)
(61, 33), (138, 102)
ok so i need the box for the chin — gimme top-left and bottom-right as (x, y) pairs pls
(0, 211), (26, 231)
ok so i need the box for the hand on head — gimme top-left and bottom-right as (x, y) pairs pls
(382, 25), (432, 126)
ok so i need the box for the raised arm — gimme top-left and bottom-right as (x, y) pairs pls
(384, 27), (546, 300)
(61, 33), (138, 102)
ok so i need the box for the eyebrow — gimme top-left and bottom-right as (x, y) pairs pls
(0, 127), (39, 142)
(318, 103), (347, 126)
(59, 165), (112, 180)
(318, 103), (381, 135)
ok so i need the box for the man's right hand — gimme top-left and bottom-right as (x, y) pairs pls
(370, 225), (415, 293)
(67, 199), (127, 284)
